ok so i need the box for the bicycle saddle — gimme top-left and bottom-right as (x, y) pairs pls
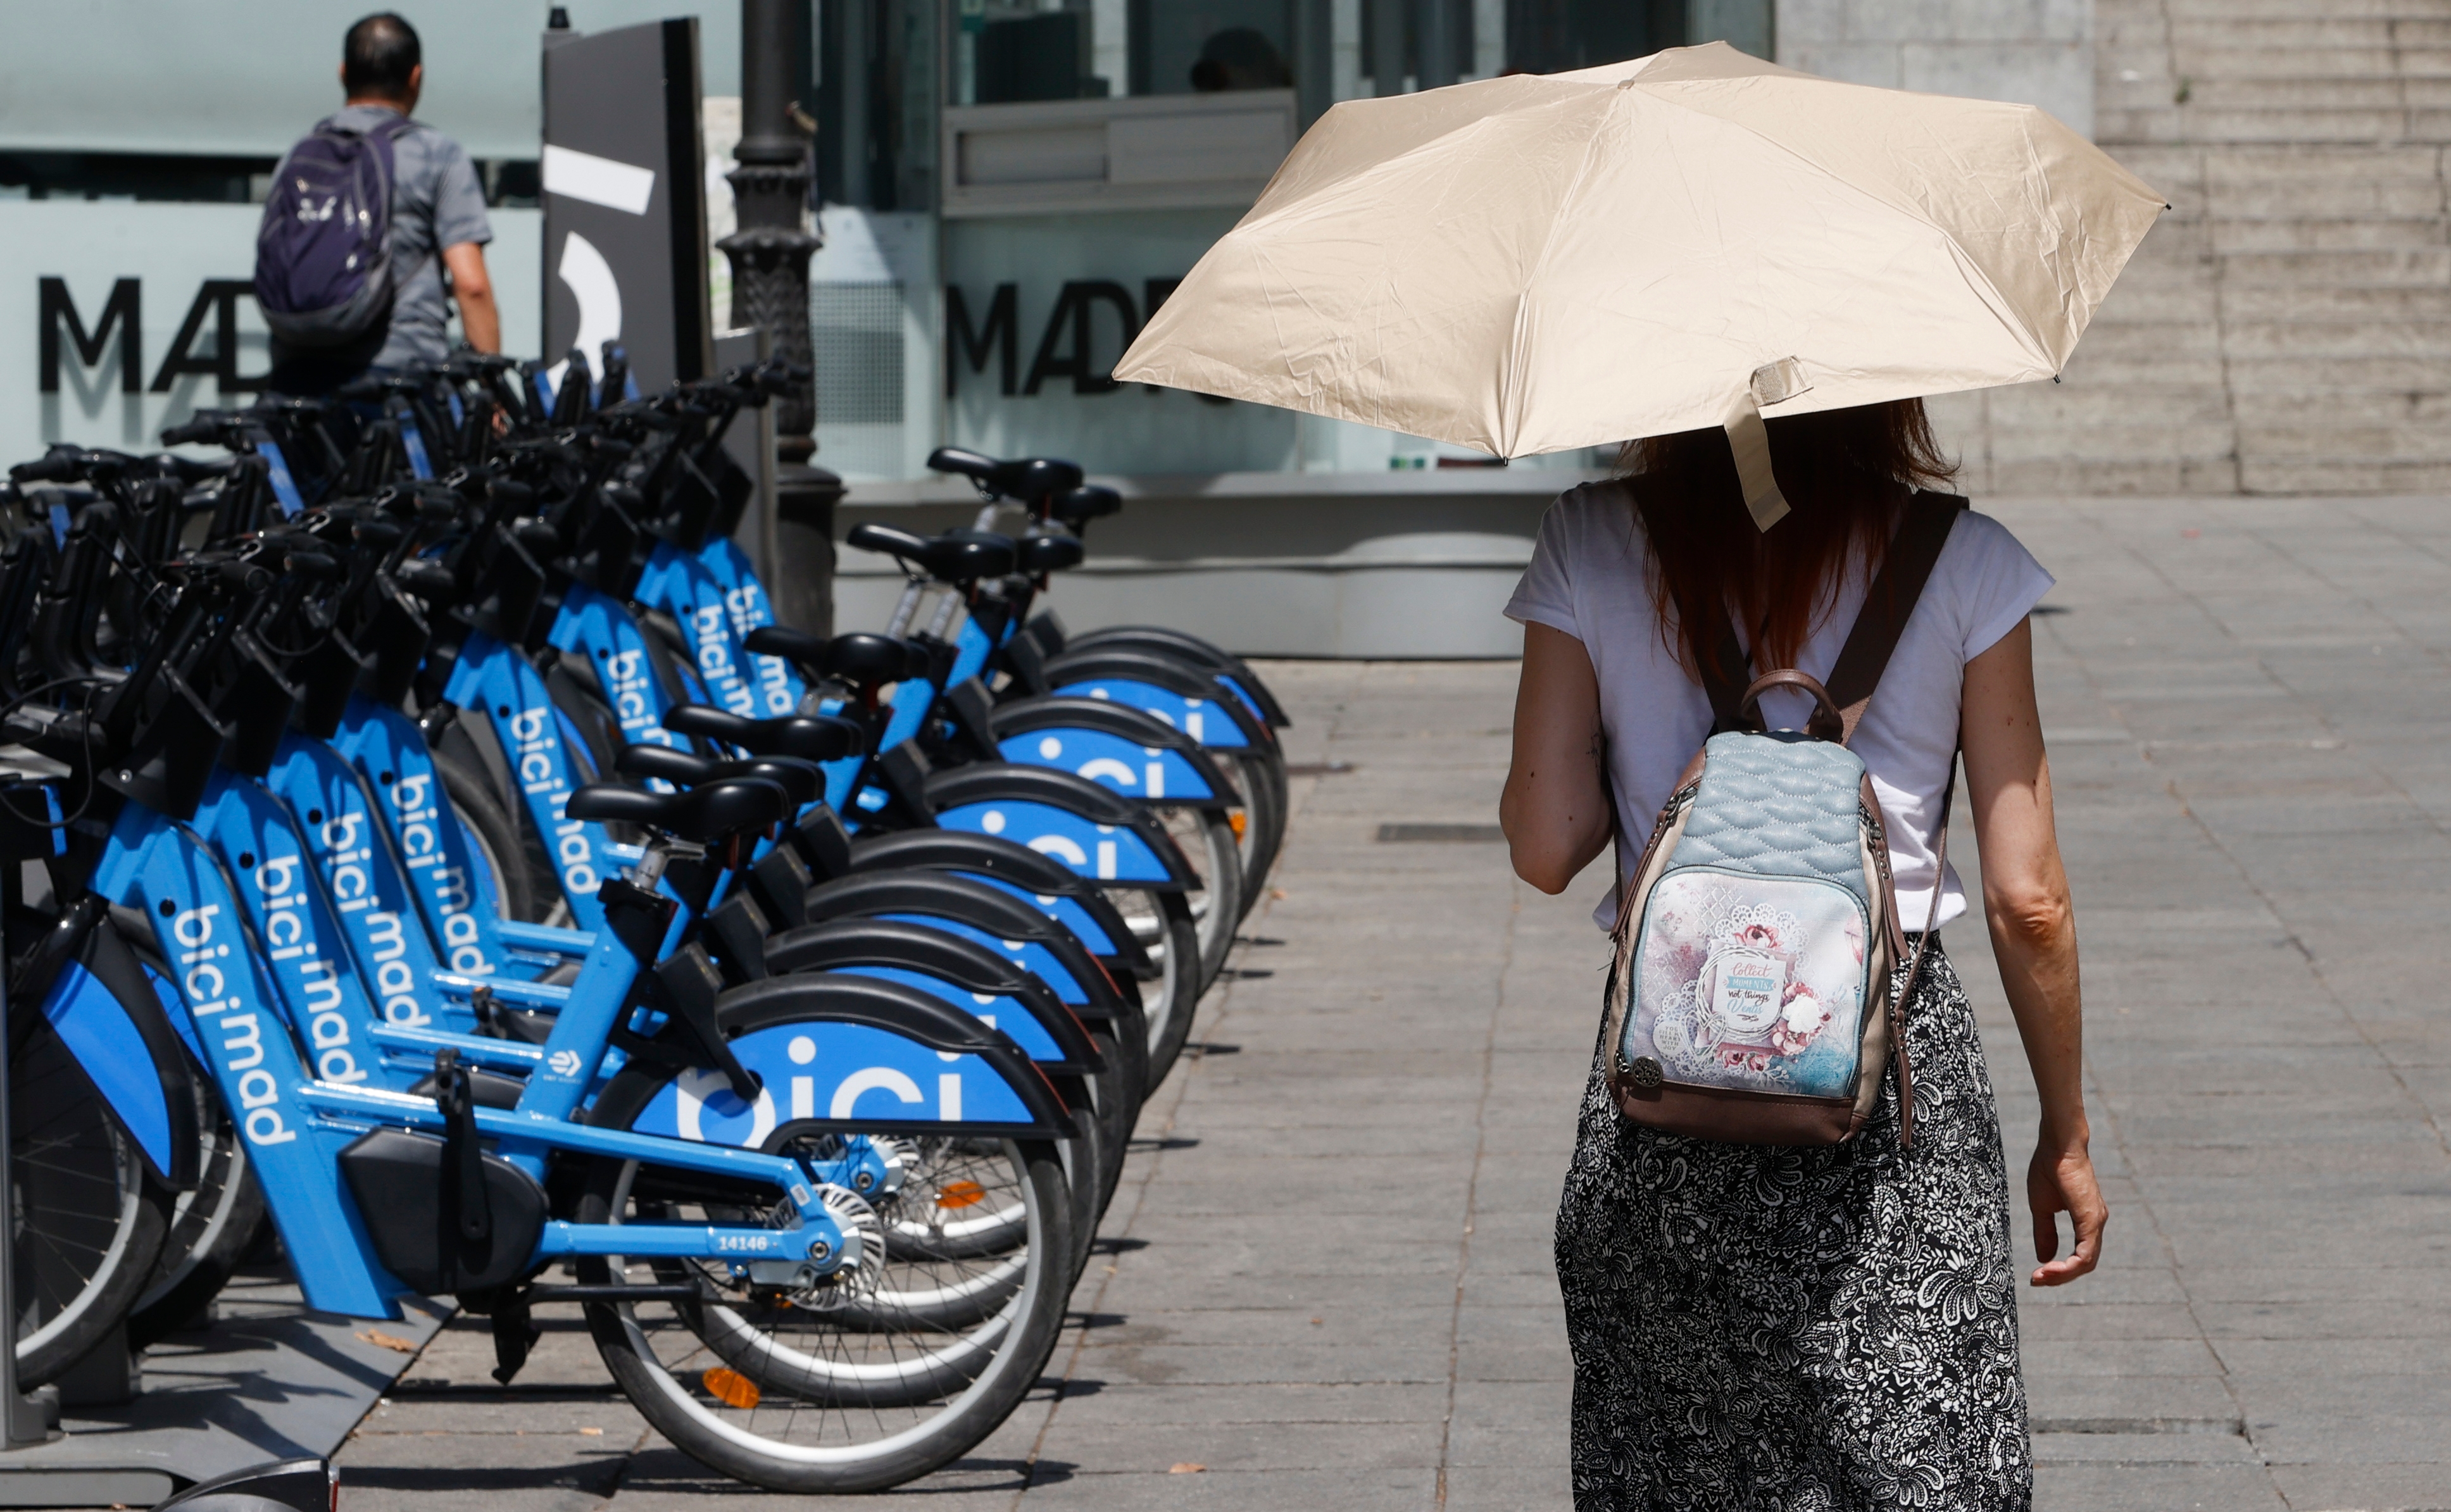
(845, 523), (1017, 584)
(565, 775), (787, 844)
(741, 623), (827, 669)
(1016, 529), (1084, 575)
(661, 706), (861, 760)
(927, 447), (1085, 503)
(1050, 485), (1122, 528)
(834, 631), (934, 684)
(615, 744), (824, 808)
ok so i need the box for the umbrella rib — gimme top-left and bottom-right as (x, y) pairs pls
(1629, 78), (2072, 373)
(1498, 93), (1627, 458)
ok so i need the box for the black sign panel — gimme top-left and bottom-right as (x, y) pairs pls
(541, 18), (711, 397)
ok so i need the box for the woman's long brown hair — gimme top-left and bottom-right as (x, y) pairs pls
(1619, 399), (1958, 683)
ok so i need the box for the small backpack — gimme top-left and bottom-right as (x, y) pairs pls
(253, 115), (414, 347)
(1601, 491), (1965, 1147)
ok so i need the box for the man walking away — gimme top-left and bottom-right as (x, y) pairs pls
(259, 12), (498, 396)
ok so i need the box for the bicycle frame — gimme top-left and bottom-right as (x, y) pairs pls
(83, 794), (1056, 1322)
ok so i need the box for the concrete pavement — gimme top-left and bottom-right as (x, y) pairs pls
(265, 496), (2451, 1509)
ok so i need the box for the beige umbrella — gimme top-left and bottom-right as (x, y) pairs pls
(1112, 42), (2166, 527)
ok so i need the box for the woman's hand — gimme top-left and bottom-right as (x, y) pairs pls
(2028, 1125), (2107, 1285)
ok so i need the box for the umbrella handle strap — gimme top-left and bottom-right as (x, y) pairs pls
(1722, 359), (1814, 533)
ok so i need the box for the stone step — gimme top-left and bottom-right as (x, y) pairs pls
(2160, 46), (2399, 80)
(2236, 423), (2451, 460)
(2212, 219), (2451, 253)
(2220, 249), (2451, 287)
(2235, 390), (2451, 430)
(2222, 284), (2451, 319)
(2157, 78), (2404, 111)
(2197, 144), (2447, 178)
(2064, 322), (2224, 361)
(2082, 280), (2219, 322)
(1988, 385), (2236, 426)
(2056, 353), (2229, 389)
(2227, 356), (2451, 389)
(2238, 457), (2451, 490)
(2167, 18), (2433, 47)
(2162, 0), (2451, 18)
(2204, 179), (2446, 217)
(2107, 106), (2451, 142)
(2107, 234), (2225, 282)
(1991, 421), (2239, 463)
(2221, 318), (2451, 357)
(1990, 457), (2244, 494)
(2100, 107), (2451, 144)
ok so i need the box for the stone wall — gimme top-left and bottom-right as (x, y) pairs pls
(1775, 0), (2096, 137)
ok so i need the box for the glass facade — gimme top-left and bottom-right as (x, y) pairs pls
(812, 0), (1772, 483)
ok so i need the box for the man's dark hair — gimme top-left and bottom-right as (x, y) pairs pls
(343, 13), (422, 98)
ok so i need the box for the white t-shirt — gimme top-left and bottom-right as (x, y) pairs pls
(1504, 481), (2054, 932)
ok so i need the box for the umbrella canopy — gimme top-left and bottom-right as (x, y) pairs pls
(1115, 43), (2165, 508)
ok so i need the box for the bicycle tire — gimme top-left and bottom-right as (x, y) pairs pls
(578, 1039), (1075, 1491)
(125, 1069), (264, 1351)
(1107, 891), (1201, 1090)
(1164, 810), (1242, 992)
(434, 747), (544, 925)
(1226, 750), (1282, 916)
(11, 1020), (172, 1386)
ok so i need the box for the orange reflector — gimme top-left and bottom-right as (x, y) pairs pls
(703, 1367), (761, 1409)
(1228, 810), (1248, 839)
(936, 1180), (988, 1209)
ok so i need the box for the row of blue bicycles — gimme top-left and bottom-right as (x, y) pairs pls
(0, 345), (1287, 1490)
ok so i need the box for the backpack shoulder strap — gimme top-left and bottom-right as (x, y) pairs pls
(1823, 489), (1967, 743)
(1700, 617), (1754, 735)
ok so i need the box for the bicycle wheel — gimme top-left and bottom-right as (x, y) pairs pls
(1157, 809), (1241, 993)
(11, 1020), (172, 1386)
(1225, 750), (1283, 916)
(1081, 1023), (1139, 1212)
(1104, 889), (1201, 1090)
(576, 1127), (1074, 1492)
(434, 749), (541, 924)
(125, 1068), (264, 1351)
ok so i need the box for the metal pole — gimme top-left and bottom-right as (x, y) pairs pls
(724, 0), (844, 634)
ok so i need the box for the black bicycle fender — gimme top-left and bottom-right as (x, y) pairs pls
(798, 872), (1129, 1022)
(1037, 647), (1274, 746)
(843, 830), (1158, 979)
(761, 918), (1100, 1072)
(1061, 625), (1291, 728)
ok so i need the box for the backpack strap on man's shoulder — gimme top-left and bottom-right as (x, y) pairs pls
(1823, 489), (1968, 743)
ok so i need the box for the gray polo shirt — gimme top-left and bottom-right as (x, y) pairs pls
(312, 103), (493, 369)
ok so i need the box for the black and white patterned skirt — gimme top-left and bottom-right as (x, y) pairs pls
(1553, 939), (2029, 1511)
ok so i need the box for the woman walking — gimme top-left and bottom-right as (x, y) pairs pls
(1498, 402), (2105, 1511)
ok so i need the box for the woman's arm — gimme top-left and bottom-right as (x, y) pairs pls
(1960, 618), (2105, 1286)
(1500, 622), (1613, 894)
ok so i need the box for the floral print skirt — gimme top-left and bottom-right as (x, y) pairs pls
(1553, 940), (2029, 1511)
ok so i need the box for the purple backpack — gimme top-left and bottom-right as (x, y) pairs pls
(253, 115), (413, 347)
